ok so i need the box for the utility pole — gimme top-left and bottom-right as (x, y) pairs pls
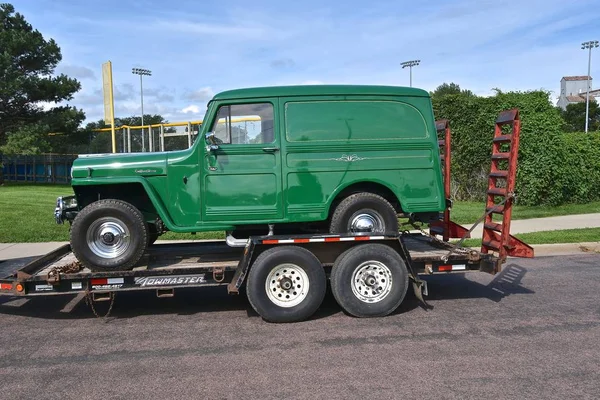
(581, 41), (599, 133)
(401, 60), (420, 87)
(131, 67), (152, 151)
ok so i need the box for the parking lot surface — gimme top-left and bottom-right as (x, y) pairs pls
(0, 254), (599, 399)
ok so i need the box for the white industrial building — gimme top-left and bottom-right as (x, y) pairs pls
(557, 76), (599, 110)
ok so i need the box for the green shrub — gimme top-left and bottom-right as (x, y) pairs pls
(433, 90), (568, 206)
(559, 132), (600, 203)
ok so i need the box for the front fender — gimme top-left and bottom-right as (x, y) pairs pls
(71, 177), (178, 231)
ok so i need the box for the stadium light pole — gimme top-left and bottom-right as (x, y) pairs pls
(581, 41), (599, 133)
(132, 67), (152, 151)
(401, 60), (420, 87)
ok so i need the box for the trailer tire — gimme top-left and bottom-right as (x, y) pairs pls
(71, 199), (148, 272)
(330, 243), (408, 318)
(246, 246), (326, 323)
(330, 192), (398, 234)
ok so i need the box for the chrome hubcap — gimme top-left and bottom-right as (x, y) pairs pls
(349, 211), (384, 233)
(351, 261), (393, 303)
(266, 263), (309, 308)
(86, 217), (130, 259)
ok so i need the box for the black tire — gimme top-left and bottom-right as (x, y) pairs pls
(330, 243), (409, 318)
(330, 192), (398, 235)
(246, 246), (327, 323)
(70, 199), (148, 272)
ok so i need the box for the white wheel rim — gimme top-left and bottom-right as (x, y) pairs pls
(86, 217), (131, 259)
(348, 211), (385, 233)
(351, 260), (393, 303)
(265, 263), (310, 308)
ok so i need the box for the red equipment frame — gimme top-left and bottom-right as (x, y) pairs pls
(481, 109), (534, 268)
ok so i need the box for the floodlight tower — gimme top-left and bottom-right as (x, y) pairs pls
(581, 41), (599, 133)
(401, 60), (421, 87)
(132, 67), (152, 151)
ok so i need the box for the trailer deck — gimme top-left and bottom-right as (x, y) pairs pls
(0, 233), (493, 300)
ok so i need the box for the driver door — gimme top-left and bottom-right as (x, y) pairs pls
(201, 100), (283, 223)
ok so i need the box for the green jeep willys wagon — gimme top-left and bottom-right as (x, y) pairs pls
(55, 85), (446, 271)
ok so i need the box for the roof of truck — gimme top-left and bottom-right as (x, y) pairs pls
(213, 85), (430, 100)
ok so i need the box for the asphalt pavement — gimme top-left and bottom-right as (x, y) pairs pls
(0, 254), (598, 399)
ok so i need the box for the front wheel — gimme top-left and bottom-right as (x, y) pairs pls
(70, 199), (148, 272)
(330, 243), (409, 318)
(246, 246), (327, 323)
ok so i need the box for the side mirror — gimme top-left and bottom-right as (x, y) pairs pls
(206, 132), (217, 145)
(205, 132), (219, 152)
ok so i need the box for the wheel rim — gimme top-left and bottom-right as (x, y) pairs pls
(351, 260), (393, 303)
(265, 263), (310, 308)
(86, 217), (131, 259)
(348, 211), (384, 233)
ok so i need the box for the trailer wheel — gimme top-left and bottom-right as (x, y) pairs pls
(71, 199), (148, 272)
(330, 243), (408, 318)
(247, 246), (326, 323)
(330, 193), (398, 234)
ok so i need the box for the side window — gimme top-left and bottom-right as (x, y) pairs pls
(211, 103), (274, 144)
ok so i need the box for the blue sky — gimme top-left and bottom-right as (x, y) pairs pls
(12, 0), (600, 123)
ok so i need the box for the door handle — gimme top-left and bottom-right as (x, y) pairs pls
(262, 147), (280, 153)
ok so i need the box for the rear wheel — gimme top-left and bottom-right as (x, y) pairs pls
(70, 199), (148, 272)
(330, 193), (398, 235)
(246, 246), (326, 323)
(330, 243), (409, 318)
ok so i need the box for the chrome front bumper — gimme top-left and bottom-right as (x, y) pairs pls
(54, 196), (78, 224)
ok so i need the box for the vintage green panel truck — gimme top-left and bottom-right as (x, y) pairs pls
(55, 85), (446, 271)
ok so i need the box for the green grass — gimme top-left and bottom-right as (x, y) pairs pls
(457, 228), (600, 248)
(0, 183), (222, 242)
(451, 201), (600, 225)
(1, 183), (599, 243)
(0, 183), (73, 242)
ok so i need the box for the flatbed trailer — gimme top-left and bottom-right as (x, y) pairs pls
(0, 233), (500, 321)
(0, 109), (534, 322)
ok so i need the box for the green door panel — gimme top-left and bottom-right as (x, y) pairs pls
(204, 173), (279, 220)
(202, 98), (284, 223)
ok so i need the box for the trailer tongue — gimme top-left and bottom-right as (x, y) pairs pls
(0, 110), (534, 322)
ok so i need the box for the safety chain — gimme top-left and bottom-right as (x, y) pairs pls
(84, 290), (116, 320)
(47, 260), (82, 284)
(410, 192), (516, 263)
(409, 221), (472, 261)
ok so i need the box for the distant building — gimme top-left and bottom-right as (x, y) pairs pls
(557, 76), (599, 110)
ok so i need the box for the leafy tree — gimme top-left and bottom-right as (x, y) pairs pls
(2, 106), (86, 154)
(83, 114), (190, 154)
(561, 100), (600, 132)
(431, 83), (474, 100)
(0, 3), (83, 151)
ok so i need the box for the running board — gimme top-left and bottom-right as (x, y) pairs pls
(226, 234), (249, 248)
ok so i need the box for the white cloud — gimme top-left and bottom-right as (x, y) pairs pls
(25, 0), (599, 125)
(181, 105), (201, 114)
